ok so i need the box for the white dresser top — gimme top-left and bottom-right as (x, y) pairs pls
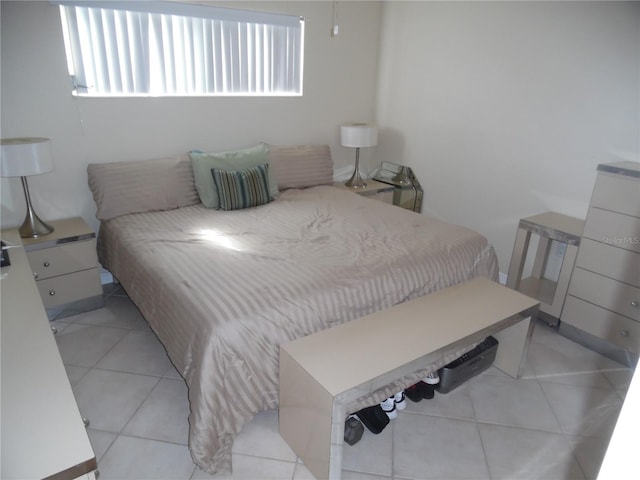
(597, 161), (640, 179)
(0, 230), (96, 479)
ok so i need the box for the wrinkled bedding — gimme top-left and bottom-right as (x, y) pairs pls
(97, 185), (498, 474)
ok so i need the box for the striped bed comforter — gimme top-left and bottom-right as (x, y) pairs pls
(97, 185), (498, 475)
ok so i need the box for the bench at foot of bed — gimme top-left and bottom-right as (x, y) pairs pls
(279, 277), (539, 480)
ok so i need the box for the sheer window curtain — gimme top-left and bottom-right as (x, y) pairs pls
(57, 1), (304, 96)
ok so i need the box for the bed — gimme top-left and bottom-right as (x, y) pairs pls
(88, 145), (498, 475)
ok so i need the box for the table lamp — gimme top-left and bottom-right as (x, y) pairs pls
(341, 123), (377, 189)
(1, 137), (55, 238)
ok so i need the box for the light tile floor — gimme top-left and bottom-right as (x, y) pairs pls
(52, 284), (635, 480)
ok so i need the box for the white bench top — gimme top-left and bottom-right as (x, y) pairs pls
(282, 277), (539, 396)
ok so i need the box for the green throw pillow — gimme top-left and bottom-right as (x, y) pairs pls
(211, 163), (272, 211)
(190, 144), (278, 209)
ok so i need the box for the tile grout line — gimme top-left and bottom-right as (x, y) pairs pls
(535, 375), (590, 480)
(55, 295), (167, 476)
(87, 366), (163, 475)
(474, 419), (494, 480)
(465, 374), (494, 480)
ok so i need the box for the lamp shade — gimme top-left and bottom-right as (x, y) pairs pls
(340, 124), (377, 148)
(1, 137), (54, 177)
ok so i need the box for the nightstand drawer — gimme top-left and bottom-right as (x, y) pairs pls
(583, 207), (640, 254)
(360, 189), (394, 204)
(590, 172), (640, 218)
(37, 269), (103, 308)
(562, 295), (640, 353)
(568, 267), (640, 322)
(575, 238), (640, 288)
(27, 240), (98, 280)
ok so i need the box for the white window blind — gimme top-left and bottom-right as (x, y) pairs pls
(56, 1), (304, 96)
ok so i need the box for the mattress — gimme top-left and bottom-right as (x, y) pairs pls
(97, 185), (498, 474)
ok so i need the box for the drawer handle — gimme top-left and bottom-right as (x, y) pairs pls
(49, 290), (56, 296)
(621, 330), (629, 337)
(33, 272), (38, 280)
(43, 261), (50, 268)
(51, 326), (57, 335)
(631, 301), (639, 308)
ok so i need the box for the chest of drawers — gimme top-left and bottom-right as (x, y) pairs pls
(21, 217), (103, 317)
(559, 161), (640, 365)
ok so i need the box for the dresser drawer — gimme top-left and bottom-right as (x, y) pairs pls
(27, 240), (98, 280)
(590, 172), (640, 218)
(568, 267), (640, 321)
(37, 269), (103, 308)
(583, 207), (640, 254)
(562, 295), (640, 353)
(575, 238), (640, 288)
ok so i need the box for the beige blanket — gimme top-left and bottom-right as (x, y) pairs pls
(97, 186), (498, 474)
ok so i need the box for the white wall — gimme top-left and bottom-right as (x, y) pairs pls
(0, 1), (382, 233)
(376, 0), (640, 272)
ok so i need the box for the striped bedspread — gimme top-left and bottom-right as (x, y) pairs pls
(97, 185), (498, 474)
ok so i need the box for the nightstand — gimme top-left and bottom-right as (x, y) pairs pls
(372, 162), (423, 212)
(334, 179), (395, 204)
(20, 217), (103, 318)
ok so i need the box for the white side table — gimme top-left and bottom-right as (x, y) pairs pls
(20, 217), (103, 318)
(507, 212), (584, 326)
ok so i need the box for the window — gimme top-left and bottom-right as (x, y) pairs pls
(56, 1), (304, 96)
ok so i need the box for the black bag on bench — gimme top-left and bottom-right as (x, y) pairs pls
(436, 336), (499, 394)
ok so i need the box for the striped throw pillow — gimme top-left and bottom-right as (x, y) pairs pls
(211, 163), (272, 211)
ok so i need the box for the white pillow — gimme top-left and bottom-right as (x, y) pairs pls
(87, 154), (199, 221)
(266, 144), (334, 189)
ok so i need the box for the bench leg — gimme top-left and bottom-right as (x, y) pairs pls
(506, 227), (531, 290)
(280, 349), (339, 480)
(492, 314), (534, 378)
(328, 402), (347, 480)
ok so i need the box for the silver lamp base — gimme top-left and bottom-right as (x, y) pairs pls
(19, 176), (54, 238)
(19, 212), (54, 238)
(344, 147), (367, 189)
